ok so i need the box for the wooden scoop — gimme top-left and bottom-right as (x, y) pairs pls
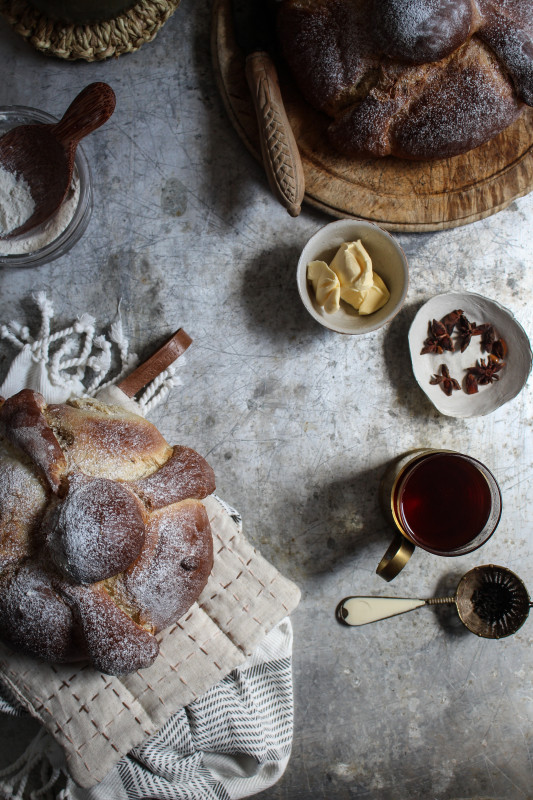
(0, 82), (116, 240)
(117, 329), (193, 398)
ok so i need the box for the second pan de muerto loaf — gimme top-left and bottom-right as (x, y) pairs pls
(0, 390), (215, 675)
(277, 0), (533, 159)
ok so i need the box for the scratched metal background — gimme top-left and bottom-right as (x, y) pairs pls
(0, 2), (532, 798)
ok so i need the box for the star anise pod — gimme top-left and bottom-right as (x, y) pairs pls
(479, 324), (507, 359)
(440, 309), (463, 334)
(421, 319), (454, 355)
(465, 356), (505, 394)
(456, 314), (486, 353)
(429, 364), (460, 396)
(465, 372), (480, 394)
(491, 338), (507, 359)
(480, 324), (496, 353)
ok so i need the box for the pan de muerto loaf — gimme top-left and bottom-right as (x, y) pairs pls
(277, 0), (533, 159)
(0, 390), (215, 675)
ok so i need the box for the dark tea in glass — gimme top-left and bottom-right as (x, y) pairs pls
(393, 451), (501, 556)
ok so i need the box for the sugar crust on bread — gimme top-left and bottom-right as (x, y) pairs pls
(277, 0), (533, 159)
(0, 390), (215, 675)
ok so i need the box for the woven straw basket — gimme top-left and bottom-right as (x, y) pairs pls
(0, 0), (181, 61)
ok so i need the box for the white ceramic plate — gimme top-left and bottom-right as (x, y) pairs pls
(297, 219), (409, 335)
(409, 292), (532, 418)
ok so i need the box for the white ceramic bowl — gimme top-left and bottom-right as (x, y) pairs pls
(297, 219), (409, 334)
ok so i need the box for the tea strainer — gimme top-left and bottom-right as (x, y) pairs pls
(337, 565), (531, 639)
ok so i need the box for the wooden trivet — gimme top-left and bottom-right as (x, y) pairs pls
(211, 0), (533, 232)
(0, 0), (181, 61)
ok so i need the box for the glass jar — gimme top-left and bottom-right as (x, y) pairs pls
(0, 107), (92, 268)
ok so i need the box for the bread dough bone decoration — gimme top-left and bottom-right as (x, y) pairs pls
(308, 240), (390, 315)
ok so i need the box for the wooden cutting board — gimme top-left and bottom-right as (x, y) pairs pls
(211, 0), (533, 232)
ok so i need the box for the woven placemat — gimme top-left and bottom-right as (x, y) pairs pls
(0, 0), (180, 61)
(0, 495), (301, 788)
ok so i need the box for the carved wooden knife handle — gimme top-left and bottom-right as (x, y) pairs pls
(245, 51), (305, 217)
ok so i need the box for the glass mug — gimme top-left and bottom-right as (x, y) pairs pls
(377, 449), (502, 581)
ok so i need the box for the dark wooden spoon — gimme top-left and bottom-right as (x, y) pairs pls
(0, 82), (116, 240)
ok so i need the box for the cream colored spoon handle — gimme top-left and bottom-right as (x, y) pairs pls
(337, 595), (456, 626)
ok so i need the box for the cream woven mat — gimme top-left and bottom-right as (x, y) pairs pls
(0, 495), (301, 789)
(0, 0), (181, 61)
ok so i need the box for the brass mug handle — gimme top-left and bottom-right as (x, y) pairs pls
(376, 532), (416, 581)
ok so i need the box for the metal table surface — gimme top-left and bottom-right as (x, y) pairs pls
(0, 2), (532, 798)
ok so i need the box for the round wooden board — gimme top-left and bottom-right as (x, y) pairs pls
(211, 0), (533, 232)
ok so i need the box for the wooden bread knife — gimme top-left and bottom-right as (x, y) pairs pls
(232, 0), (305, 217)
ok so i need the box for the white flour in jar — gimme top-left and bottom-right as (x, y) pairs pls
(0, 171), (80, 256)
(0, 165), (35, 236)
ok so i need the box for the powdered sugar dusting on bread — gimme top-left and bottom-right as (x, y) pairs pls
(120, 501), (213, 631)
(0, 442), (47, 569)
(46, 475), (146, 584)
(64, 583), (159, 675)
(0, 564), (79, 662)
(47, 399), (172, 481)
(6, 425), (60, 477)
(277, 1), (381, 115)
(0, 390), (66, 491)
(393, 43), (522, 157)
(62, 420), (170, 480)
(279, 0), (533, 159)
(375, 0), (474, 63)
(130, 445), (215, 509)
(331, 38), (522, 159)
(477, 2), (533, 105)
